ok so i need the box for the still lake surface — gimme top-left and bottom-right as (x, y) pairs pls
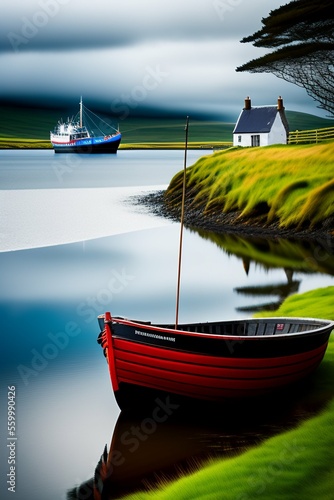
(0, 150), (333, 500)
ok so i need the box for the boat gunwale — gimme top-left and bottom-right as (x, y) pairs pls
(51, 131), (121, 146)
(102, 315), (334, 341)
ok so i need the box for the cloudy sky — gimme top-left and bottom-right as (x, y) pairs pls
(0, 0), (327, 120)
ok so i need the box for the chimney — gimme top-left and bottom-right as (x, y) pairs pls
(244, 96), (251, 110)
(277, 96), (284, 110)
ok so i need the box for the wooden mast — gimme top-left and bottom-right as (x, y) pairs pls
(175, 116), (189, 329)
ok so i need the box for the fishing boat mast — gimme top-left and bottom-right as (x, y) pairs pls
(175, 116), (189, 329)
(79, 96), (83, 128)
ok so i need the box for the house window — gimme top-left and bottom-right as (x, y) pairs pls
(238, 135), (241, 143)
(251, 135), (260, 147)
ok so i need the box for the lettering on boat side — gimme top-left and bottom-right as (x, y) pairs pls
(134, 330), (176, 343)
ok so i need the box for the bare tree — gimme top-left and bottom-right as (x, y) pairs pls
(236, 0), (334, 116)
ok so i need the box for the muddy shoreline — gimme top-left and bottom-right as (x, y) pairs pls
(134, 190), (334, 243)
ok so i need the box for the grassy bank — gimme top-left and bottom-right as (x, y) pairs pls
(166, 142), (334, 234)
(122, 286), (334, 500)
(0, 137), (51, 149)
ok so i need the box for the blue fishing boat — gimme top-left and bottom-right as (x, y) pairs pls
(50, 97), (121, 153)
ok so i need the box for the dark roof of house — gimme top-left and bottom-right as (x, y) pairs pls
(233, 106), (289, 134)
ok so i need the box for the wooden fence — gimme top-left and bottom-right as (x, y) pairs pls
(288, 126), (334, 144)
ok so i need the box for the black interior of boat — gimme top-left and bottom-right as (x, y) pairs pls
(160, 320), (323, 336)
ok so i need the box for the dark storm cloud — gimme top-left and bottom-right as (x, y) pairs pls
(0, 0), (327, 118)
(1, 0), (282, 53)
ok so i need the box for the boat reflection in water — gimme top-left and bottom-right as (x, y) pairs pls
(67, 375), (331, 500)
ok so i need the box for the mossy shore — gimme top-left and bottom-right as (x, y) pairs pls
(156, 142), (334, 240)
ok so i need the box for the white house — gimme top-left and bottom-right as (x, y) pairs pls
(233, 96), (289, 147)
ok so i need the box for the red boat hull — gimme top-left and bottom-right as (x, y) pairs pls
(98, 314), (333, 410)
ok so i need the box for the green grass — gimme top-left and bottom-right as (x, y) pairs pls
(167, 142), (334, 231)
(122, 286), (334, 500)
(285, 110), (334, 132)
(0, 137), (51, 149)
(255, 287), (334, 321)
(120, 117), (234, 144)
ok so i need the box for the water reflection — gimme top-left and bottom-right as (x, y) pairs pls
(235, 271), (301, 313)
(193, 230), (334, 313)
(195, 231), (334, 275)
(68, 372), (333, 500)
(3, 150), (333, 499)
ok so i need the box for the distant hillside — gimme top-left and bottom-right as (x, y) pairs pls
(285, 110), (334, 131)
(0, 105), (61, 139)
(0, 104), (333, 143)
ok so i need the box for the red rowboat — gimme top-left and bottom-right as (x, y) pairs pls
(96, 119), (333, 410)
(97, 312), (334, 410)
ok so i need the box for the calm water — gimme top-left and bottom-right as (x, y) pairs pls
(0, 150), (333, 500)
